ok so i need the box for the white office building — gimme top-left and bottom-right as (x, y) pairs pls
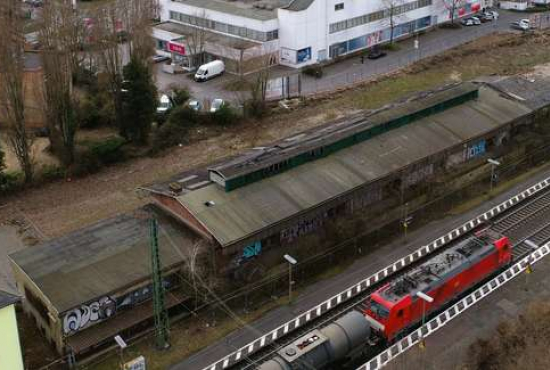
(155, 0), (485, 71)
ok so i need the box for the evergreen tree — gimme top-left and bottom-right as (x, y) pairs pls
(121, 57), (157, 144)
(0, 142), (6, 175)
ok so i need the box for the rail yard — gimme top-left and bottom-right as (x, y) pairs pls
(199, 175), (550, 370)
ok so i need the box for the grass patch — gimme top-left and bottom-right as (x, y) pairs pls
(327, 31), (550, 112)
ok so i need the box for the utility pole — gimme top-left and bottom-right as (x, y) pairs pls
(150, 218), (170, 350)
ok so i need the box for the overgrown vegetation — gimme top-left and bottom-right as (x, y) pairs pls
(74, 136), (127, 176)
(467, 302), (550, 370)
(153, 106), (197, 151)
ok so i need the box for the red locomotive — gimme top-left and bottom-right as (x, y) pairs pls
(362, 230), (511, 343)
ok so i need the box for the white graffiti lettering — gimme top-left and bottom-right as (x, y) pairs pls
(63, 296), (116, 334)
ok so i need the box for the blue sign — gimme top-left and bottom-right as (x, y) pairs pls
(297, 47), (312, 63)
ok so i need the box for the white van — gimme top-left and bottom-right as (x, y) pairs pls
(194, 60), (225, 82)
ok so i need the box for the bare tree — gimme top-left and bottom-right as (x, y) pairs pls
(39, 0), (80, 166)
(0, 0), (34, 182)
(181, 242), (205, 310)
(382, 0), (407, 45)
(121, 0), (156, 62)
(442, 0), (467, 25)
(247, 49), (277, 117)
(186, 10), (210, 69)
(93, 4), (126, 131)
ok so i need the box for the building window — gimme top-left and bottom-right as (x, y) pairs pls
(335, 3), (344, 11)
(329, 0), (433, 34)
(169, 10), (278, 42)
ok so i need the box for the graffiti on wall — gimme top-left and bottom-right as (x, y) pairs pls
(232, 241), (263, 266)
(446, 139), (487, 168)
(348, 187), (383, 213)
(280, 211), (329, 244)
(404, 164), (435, 186)
(62, 276), (176, 335)
(63, 296), (116, 334)
(465, 139), (486, 160)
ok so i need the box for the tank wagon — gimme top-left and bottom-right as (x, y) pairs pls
(258, 311), (370, 370)
(257, 230), (511, 369)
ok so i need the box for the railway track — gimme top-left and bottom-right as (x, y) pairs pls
(205, 178), (550, 370)
(491, 189), (550, 258)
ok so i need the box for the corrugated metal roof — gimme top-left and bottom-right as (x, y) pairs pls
(283, 0), (315, 11)
(488, 75), (550, 110)
(176, 85), (532, 247)
(9, 206), (199, 313)
(208, 83), (479, 188)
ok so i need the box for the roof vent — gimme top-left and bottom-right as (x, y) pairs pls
(204, 200), (216, 207)
(169, 182), (183, 194)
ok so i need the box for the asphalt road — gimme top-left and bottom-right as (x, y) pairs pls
(171, 166), (550, 370)
(156, 10), (550, 105)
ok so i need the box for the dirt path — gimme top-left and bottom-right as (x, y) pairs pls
(3, 31), (550, 239)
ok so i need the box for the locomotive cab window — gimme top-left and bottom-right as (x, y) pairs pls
(397, 309), (403, 317)
(370, 300), (390, 318)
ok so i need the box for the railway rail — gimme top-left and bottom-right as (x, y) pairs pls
(201, 176), (550, 370)
(359, 240), (550, 370)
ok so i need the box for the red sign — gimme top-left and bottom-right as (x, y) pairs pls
(168, 42), (185, 55)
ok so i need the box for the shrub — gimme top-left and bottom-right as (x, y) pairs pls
(77, 92), (116, 128)
(211, 104), (238, 126)
(0, 171), (24, 194)
(72, 137), (126, 176)
(88, 137), (126, 165)
(171, 87), (191, 106)
(245, 99), (268, 118)
(153, 106), (197, 151)
(72, 150), (102, 177)
(40, 164), (65, 182)
(303, 65), (324, 78)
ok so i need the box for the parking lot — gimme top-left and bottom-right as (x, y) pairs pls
(153, 9), (550, 105)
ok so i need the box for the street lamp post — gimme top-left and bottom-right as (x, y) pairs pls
(416, 291), (434, 349)
(114, 335), (127, 370)
(487, 158), (501, 193)
(284, 254), (297, 303)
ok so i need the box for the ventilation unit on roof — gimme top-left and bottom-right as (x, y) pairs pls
(204, 200), (216, 207)
(169, 182), (183, 194)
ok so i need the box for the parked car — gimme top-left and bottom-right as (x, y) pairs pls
(151, 54), (171, 64)
(482, 10), (499, 21)
(461, 17), (481, 26)
(188, 99), (202, 112)
(194, 60), (225, 82)
(210, 98), (225, 113)
(367, 47), (387, 60)
(478, 13), (492, 23)
(511, 19), (531, 31)
(156, 94), (174, 116)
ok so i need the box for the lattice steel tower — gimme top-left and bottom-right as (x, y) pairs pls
(149, 217), (170, 350)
